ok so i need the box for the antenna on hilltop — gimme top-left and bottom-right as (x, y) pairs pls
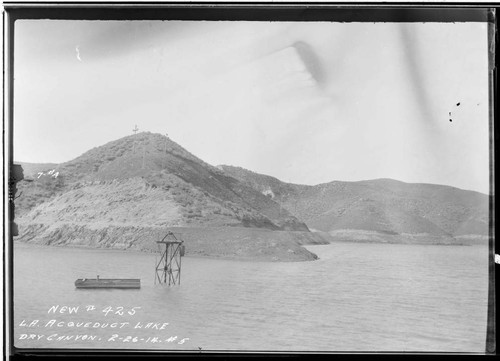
(132, 125), (139, 153)
(162, 133), (169, 169)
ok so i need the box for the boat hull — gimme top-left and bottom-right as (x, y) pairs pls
(75, 278), (140, 289)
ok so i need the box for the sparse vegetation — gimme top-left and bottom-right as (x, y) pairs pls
(15, 132), (316, 261)
(15, 132), (489, 262)
(220, 166), (490, 241)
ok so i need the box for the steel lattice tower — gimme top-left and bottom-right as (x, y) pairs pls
(155, 231), (184, 286)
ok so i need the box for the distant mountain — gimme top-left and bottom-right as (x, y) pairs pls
(219, 165), (490, 243)
(16, 162), (59, 178)
(15, 133), (489, 260)
(14, 162), (65, 215)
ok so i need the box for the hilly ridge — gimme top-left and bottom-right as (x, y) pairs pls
(14, 132), (489, 262)
(219, 166), (490, 244)
(17, 133), (308, 231)
(15, 133), (322, 261)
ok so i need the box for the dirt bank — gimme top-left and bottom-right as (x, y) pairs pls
(16, 223), (330, 262)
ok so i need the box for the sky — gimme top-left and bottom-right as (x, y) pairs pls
(13, 20), (491, 194)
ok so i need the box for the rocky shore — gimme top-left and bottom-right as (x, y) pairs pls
(16, 224), (331, 262)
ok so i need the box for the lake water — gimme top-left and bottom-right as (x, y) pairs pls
(12, 241), (489, 352)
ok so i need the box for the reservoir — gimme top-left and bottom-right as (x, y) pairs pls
(13, 241), (488, 352)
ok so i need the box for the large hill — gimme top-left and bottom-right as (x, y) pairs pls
(17, 133), (308, 230)
(14, 133), (326, 261)
(14, 133), (489, 261)
(219, 165), (490, 244)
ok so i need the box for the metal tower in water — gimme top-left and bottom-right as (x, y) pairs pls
(155, 231), (185, 286)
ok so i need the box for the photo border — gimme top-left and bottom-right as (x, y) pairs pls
(2, 2), (497, 359)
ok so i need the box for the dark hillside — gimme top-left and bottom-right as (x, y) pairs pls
(220, 166), (489, 242)
(16, 133), (317, 261)
(16, 162), (59, 178)
(16, 133), (307, 231)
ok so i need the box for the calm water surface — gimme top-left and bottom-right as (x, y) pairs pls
(13, 242), (489, 352)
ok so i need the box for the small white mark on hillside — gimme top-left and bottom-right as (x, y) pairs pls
(262, 188), (275, 199)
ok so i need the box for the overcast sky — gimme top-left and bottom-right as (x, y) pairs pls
(13, 20), (490, 193)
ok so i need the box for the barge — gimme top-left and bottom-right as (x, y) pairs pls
(75, 277), (140, 289)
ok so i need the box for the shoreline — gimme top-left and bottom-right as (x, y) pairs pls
(12, 240), (320, 263)
(13, 234), (489, 265)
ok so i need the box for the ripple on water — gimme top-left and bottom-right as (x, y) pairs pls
(13, 242), (489, 352)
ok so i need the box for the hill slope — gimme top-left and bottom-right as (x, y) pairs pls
(16, 162), (59, 178)
(15, 133), (321, 261)
(17, 133), (308, 231)
(219, 166), (490, 244)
